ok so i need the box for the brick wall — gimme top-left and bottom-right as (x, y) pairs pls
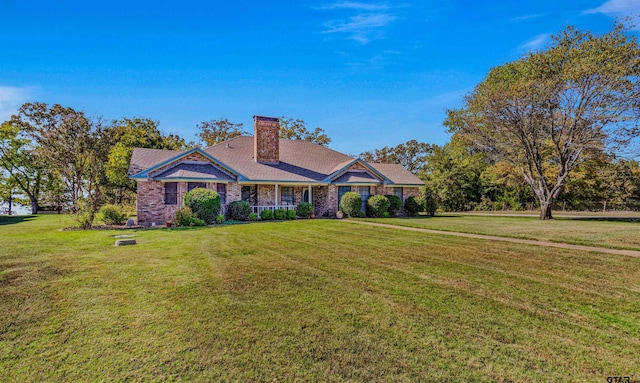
(254, 116), (279, 164)
(137, 180), (241, 226)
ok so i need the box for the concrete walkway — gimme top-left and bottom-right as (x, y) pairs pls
(344, 220), (640, 258)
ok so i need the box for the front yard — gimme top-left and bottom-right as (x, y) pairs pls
(1, 215), (639, 381)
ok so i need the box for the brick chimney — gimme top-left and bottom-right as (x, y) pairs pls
(254, 116), (280, 164)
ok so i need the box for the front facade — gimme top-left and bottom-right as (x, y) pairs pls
(129, 116), (424, 226)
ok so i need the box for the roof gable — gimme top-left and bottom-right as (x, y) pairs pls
(324, 158), (389, 184)
(130, 148), (244, 181)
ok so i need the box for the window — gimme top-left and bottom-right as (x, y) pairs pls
(394, 187), (403, 200)
(241, 186), (251, 201)
(188, 182), (206, 191)
(281, 187), (294, 205)
(358, 186), (370, 210)
(217, 183), (227, 204)
(164, 182), (178, 205)
(338, 186), (351, 209)
(303, 189), (309, 203)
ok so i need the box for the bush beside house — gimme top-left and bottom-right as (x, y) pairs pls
(340, 192), (362, 218)
(366, 195), (391, 218)
(183, 188), (221, 224)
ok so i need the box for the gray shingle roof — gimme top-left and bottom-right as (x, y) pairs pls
(129, 148), (182, 176)
(129, 135), (424, 186)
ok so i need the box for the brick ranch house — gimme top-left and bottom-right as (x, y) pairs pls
(129, 116), (424, 226)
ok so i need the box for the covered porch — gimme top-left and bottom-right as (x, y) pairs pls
(240, 183), (323, 215)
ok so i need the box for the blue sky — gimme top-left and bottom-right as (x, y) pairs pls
(1, 0), (638, 154)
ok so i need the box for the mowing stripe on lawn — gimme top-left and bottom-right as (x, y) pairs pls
(344, 220), (640, 258)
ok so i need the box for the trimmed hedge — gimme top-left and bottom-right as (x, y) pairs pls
(274, 208), (287, 220)
(183, 188), (220, 224)
(385, 195), (402, 216)
(216, 214), (225, 224)
(227, 200), (251, 221)
(286, 210), (297, 220)
(296, 202), (313, 218)
(249, 212), (259, 221)
(366, 195), (390, 218)
(260, 209), (273, 220)
(340, 192), (362, 218)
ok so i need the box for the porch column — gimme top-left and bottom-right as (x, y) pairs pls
(308, 185), (312, 205)
(275, 184), (279, 208)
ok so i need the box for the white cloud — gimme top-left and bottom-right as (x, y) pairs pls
(315, 2), (391, 11)
(584, 0), (640, 16)
(316, 1), (397, 44)
(519, 33), (551, 51)
(509, 13), (544, 22)
(0, 86), (33, 122)
(322, 13), (396, 44)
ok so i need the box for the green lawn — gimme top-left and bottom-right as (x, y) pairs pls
(363, 214), (640, 251)
(1, 215), (639, 381)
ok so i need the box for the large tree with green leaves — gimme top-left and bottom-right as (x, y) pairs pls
(197, 118), (247, 146)
(278, 117), (331, 146)
(446, 22), (640, 219)
(359, 139), (432, 174)
(0, 122), (43, 214)
(9, 102), (111, 220)
(106, 117), (188, 204)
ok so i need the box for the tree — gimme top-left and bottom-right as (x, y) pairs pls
(106, 117), (187, 204)
(9, 102), (109, 215)
(446, 23), (640, 219)
(279, 117), (331, 146)
(197, 118), (247, 146)
(0, 122), (43, 213)
(360, 139), (432, 174)
(422, 141), (486, 211)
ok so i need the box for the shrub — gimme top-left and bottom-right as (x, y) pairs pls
(249, 212), (259, 221)
(274, 208), (287, 220)
(382, 211), (390, 218)
(404, 196), (422, 217)
(296, 202), (313, 218)
(183, 188), (220, 224)
(385, 195), (402, 216)
(175, 207), (205, 227)
(227, 200), (251, 221)
(99, 204), (128, 225)
(216, 214), (225, 224)
(340, 192), (362, 218)
(358, 211), (366, 218)
(424, 188), (437, 217)
(286, 209), (297, 220)
(73, 199), (98, 230)
(260, 209), (273, 220)
(366, 195), (391, 218)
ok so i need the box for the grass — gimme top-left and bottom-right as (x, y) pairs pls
(1, 214), (639, 381)
(362, 213), (640, 251)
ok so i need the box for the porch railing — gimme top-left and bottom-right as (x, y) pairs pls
(250, 205), (297, 214)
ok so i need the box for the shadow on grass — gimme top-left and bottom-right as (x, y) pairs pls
(413, 214), (463, 219)
(0, 215), (36, 226)
(567, 217), (640, 223)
